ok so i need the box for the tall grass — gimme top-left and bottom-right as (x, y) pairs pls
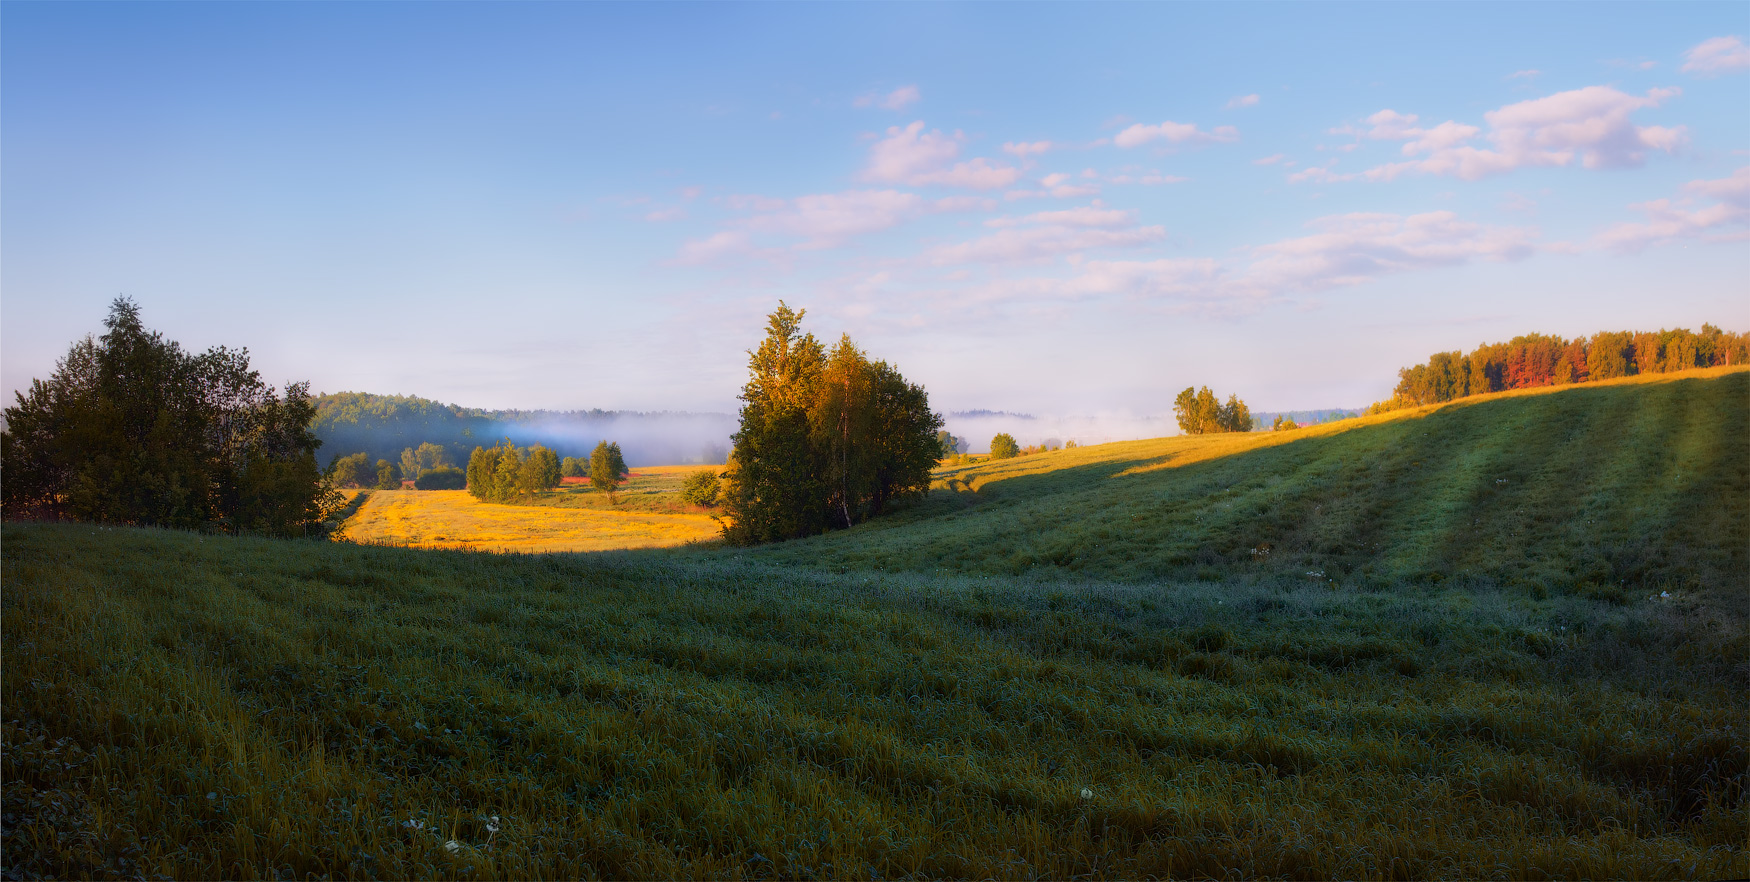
(4, 521), (1744, 879)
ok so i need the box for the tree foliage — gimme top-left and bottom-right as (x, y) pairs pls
(399, 442), (451, 481)
(374, 459), (401, 490)
(989, 433), (1020, 460)
(680, 469), (721, 507)
(412, 466), (466, 490)
(561, 456), (585, 478)
(1174, 386), (1254, 434)
(589, 441), (628, 499)
(1374, 324), (1750, 413)
(720, 304), (944, 545)
(0, 298), (336, 536)
(465, 440), (562, 502)
(329, 452), (373, 488)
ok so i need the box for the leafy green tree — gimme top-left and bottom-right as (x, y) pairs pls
(399, 442), (450, 481)
(1, 298), (335, 536)
(721, 305), (943, 543)
(561, 456), (585, 478)
(680, 469), (720, 507)
(329, 452), (372, 488)
(1174, 386), (1252, 434)
(590, 441), (628, 500)
(413, 467), (466, 490)
(721, 303), (828, 542)
(989, 433), (1020, 459)
(936, 430), (965, 458)
(374, 459), (401, 490)
(1273, 415), (1299, 431)
(466, 445), (502, 500)
(518, 445), (562, 495)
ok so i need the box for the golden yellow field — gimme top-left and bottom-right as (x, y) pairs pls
(338, 488), (722, 553)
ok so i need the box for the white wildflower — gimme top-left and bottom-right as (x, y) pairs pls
(444, 839), (462, 853)
(1079, 788), (1093, 800)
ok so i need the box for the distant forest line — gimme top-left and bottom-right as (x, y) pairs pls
(310, 393), (733, 470)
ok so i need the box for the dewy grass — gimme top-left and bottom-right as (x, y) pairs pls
(4, 523), (1745, 879)
(3, 368), (1745, 879)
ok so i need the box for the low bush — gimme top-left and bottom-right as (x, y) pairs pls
(413, 467), (466, 490)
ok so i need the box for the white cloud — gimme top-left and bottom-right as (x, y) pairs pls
(855, 85), (922, 110)
(1596, 166), (1750, 251)
(645, 207), (687, 222)
(1002, 141), (1054, 158)
(744, 189), (926, 248)
(1139, 174), (1190, 185)
(861, 121), (1022, 189)
(1683, 36), (1750, 75)
(927, 224), (1167, 265)
(986, 204), (1136, 228)
(1113, 120), (1240, 148)
(1253, 154), (1288, 166)
(677, 231), (753, 264)
(928, 202), (1163, 264)
(1322, 86), (1687, 182)
(1508, 69), (1542, 80)
(1244, 211), (1537, 291)
(1226, 94), (1260, 109)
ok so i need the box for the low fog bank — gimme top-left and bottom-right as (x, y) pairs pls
(495, 412), (735, 467)
(945, 412), (1177, 453)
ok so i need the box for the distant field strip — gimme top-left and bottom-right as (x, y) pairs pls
(339, 490), (720, 552)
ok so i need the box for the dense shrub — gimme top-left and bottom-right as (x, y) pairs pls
(413, 467), (466, 490)
(680, 469), (721, 507)
(989, 433), (1020, 460)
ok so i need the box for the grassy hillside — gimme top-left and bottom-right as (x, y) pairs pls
(4, 367), (1744, 879)
(731, 368), (1749, 605)
(4, 522), (1745, 879)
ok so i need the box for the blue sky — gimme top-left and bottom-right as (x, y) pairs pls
(5, 3), (1746, 428)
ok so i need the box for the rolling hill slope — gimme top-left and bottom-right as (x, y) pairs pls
(729, 367), (1749, 603)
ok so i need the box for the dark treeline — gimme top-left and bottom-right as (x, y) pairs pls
(465, 441), (563, 503)
(310, 393), (732, 471)
(1376, 325), (1749, 412)
(1, 299), (334, 535)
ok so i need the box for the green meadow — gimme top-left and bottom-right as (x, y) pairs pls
(4, 370), (1746, 879)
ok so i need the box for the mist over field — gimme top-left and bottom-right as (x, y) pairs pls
(495, 412), (735, 467)
(945, 411), (1178, 453)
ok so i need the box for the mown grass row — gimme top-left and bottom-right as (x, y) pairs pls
(4, 522), (1744, 879)
(730, 368), (1749, 606)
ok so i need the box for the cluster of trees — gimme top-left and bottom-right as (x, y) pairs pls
(989, 433), (1020, 460)
(1376, 325), (1749, 412)
(720, 304), (944, 544)
(328, 441), (461, 490)
(465, 441), (563, 502)
(936, 430), (968, 458)
(1, 298), (335, 536)
(1174, 386), (1254, 434)
(1272, 415), (1300, 432)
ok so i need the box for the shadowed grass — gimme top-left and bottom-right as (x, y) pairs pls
(4, 522), (1745, 879)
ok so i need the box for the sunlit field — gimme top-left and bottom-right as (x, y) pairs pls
(338, 485), (720, 553)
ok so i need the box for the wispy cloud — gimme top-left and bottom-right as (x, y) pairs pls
(1253, 154), (1289, 166)
(1113, 120), (1239, 149)
(1507, 69), (1541, 81)
(862, 121), (1022, 189)
(645, 207), (687, 222)
(1225, 94), (1260, 109)
(1682, 36), (1750, 75)
(1596, 166), (1750, 251)
(1311, 86), (1685, 182)
(1002, 141), (1054, 158)
(855, 84), (922, 110)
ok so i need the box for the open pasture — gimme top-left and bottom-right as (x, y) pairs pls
(337, 487), (720, 553)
